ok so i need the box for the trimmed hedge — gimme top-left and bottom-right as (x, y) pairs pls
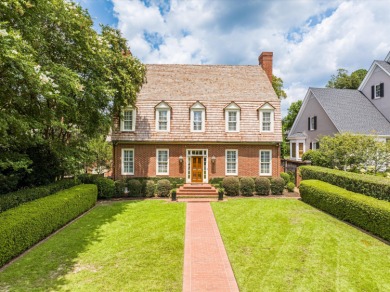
(300, 165), (390, 202)
(300, 180), (390, 241)
(156, 179), (172, 197)
(286, 182), (295, 192)
(280, 172), (290, 186)
(145, 180), (156, 198)
(0, 179), (80, 213)
(0, 184), (97, 267)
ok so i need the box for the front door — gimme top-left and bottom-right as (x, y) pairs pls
(191, 156), (203, 183)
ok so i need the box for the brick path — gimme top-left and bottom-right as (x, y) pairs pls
(183, 202), (239, 292)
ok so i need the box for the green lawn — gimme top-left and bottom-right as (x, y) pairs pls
(0, 200), (186, 292)
(212, 199), (390, 292)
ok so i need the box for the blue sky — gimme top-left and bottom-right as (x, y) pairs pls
(77, 0), (390, 116)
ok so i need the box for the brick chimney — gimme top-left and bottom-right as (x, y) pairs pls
(258, 52), (273, 83)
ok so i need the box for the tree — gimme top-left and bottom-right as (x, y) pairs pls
(84, 136), (112, 175)
(272, 75), (287, 99)
(0, 1), (146, 193)
(326, 68), (367, 89)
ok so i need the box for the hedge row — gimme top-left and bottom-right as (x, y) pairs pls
(221, 176), (291, 196)
(300, 180), (390, 242)
(0, 184), (97, 267)
(78, 174), (173, 198)
(0, 179), (80, 213)
(300, 165), (390, 202)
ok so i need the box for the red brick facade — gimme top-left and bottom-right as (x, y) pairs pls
(113, 143), (281, 181)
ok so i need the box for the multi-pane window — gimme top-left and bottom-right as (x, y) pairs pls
(260, 150), (272, 175)
(376, 84), (381, 98)
(122, 149), (134, 175)
(121, 108), (136, 131)
(193, 111), (203, 131)
(226, 150), (238, 175)
(158, 110), (168, 131)
(157, 149), (169, 175)
(227, 111), (238, 131)
(309, 116), (317, 131)
(262, 112), (271, 131)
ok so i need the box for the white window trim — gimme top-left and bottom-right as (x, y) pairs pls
(155, 109), (171, 132)
(156, 149), (169, 175)
(225, 149), (238, 176)
(259, 110), (274, 133)
(259, 149), (272, 176)
(121, 148), (134, 175)
(375, 83), (382, 99)
(191, 109), (205, 132)
(289, 139), (305, 161)
(225, 110), (240, 132)
(120, 107), (136, 132)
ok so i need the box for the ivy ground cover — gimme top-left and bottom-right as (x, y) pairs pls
(212, 199), (390, 292)
(0, 200), (185, 292)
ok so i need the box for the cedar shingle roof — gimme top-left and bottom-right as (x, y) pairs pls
(310, 88), (390, 135)
(112, 64), (282, 143)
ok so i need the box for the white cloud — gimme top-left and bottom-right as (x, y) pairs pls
(112, 0), (390, 116)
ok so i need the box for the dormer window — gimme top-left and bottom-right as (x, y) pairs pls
(372, 83), (384, 99)
(258, 103), (274, 133)
(224, 102), (240, 132)
(121, 107), (136, 131)
(155, 101), (171, 132)
(190, 101), (205, 132)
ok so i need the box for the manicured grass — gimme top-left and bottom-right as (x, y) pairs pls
(0, 200), (186, 292)
(212, 199), (390, 292)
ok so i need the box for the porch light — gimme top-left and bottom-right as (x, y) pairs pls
(211, 155), (216, 164)
(179, 155), (183, 163)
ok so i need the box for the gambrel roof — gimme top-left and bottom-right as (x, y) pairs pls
(112, 64), (282, 143)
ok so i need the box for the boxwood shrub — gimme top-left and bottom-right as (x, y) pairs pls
(280, 172), (290, 186)
(222, 177), (240, 196)
(0, 184), (97, 267)
(145, 180), (156, 198)
(0, 179), (80, 213)
(156, 179), (172, 197)
(254, 177), (270, 196)
(286, 182), (295, 192)
(127, 179), (142, 197)
(300, 180), (390, 242)
(300, 165), (390, 202)
(270, 177), (285, 195)
(240, 177), (255, 196)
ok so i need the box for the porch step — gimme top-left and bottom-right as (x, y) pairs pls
(176, 184), (218, 198)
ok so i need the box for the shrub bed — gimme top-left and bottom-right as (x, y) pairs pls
(0, 184), (97, 267)
(280, 172), (290, 186)
(240, 177), (255, 196)
(254, 177), (270, 195)
(222, 177), (240, 196)
(0, 179), (80, 213)
(300, 165), (390, 202)
(127, 179), (142, 197)
(145, 180), (156, 198)
(300, 180), (390, 241)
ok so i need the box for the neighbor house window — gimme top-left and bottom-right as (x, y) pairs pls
(155, 102), (171, 132)
(259, 103), (274, 132)
(260, 150), (272, 176)
(291, 143), (296, 158)
(308, 116), (317, 131)
(225, 150), (238, 175)
(190, 101), (205, 132)
(122, 149), (134, 175)
(156, 149), (169, 175)
(372, 83), (384, 99)
(224, 102), (240, 132)
(121, 107), (136, 131)
(298, 143), (304, 159)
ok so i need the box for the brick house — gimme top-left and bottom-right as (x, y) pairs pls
(111, 52), (282, 183)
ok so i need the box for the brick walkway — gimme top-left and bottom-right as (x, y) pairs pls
(183, 202), (239, 292)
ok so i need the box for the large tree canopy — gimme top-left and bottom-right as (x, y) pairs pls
(326, 68), (367, 89)
(0, 0), (146, 192)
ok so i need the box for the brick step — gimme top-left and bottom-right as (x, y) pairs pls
(177, 192), (218, 197)
(177, 195), (219, 198)
(177, 190), (217, 195)
(180, 186), (214, 190)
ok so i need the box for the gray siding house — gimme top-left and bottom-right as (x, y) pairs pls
(288, 51), (390, 160)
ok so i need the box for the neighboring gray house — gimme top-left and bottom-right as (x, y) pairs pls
(288, 51), (390, 160)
